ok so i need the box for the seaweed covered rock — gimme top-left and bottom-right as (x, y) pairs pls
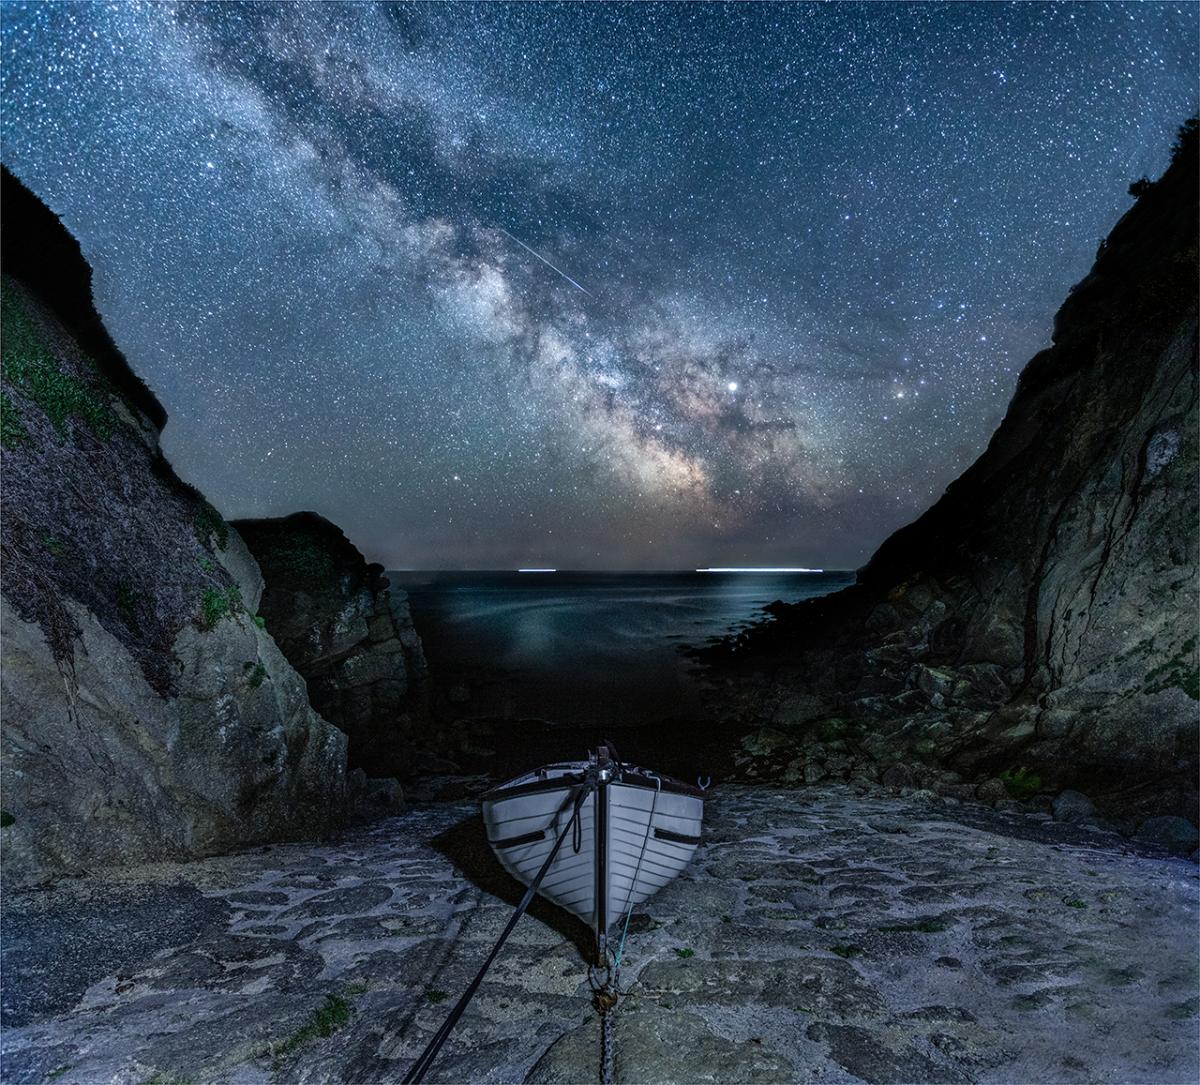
(709, 121), (1199, 822)
(232, 513), (430, 777)
(0, 167), (348, 886)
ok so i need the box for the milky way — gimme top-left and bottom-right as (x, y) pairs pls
(2, 2), (1195, 569)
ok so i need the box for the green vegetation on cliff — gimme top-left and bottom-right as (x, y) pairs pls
(199, 585), (243, 629)
(192, 501), (229, 551)
(1, 281), (116, 442)
(1, 391), (30, 449)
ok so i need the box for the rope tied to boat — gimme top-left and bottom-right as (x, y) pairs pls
(589, 770), (664, 1084)
(614, 773), (661, 971)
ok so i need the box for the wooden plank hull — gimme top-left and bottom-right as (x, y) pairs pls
(481, 762), (703, 929)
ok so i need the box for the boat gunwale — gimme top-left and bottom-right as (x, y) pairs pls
(479, 771), (587, 803)
(480, 767), (705, 802)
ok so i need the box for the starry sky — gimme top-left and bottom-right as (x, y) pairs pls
(3, 2), (1196, 570)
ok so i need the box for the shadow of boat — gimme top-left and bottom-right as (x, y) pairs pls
(429, 810), (596, 965)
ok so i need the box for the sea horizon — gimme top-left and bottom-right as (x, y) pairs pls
(384, 567), (856, 575)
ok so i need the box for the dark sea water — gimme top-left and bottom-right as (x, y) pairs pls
(386, 571), (854, 731)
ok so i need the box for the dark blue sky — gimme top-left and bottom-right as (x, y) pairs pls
(3, 2), (1196, 568)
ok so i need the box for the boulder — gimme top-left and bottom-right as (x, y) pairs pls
(771, 693), (831, 727)
(864, 603), (902, 635)
(959, 663), (1011, 705)
(1135, 816), (1200, 856)
(849, 759), (880, 783)
(740, 727), (793, 758)
(780, 758), (807, 785)
(880, 763), (916, 789)
(1052, 790), (1098, 824)
(824, 753), (853, 779)
(910, 664), (958, 701)
(975, 779), (1009, 805)
(349, 772), (406, 822)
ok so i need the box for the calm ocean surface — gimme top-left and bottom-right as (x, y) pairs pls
(386, 571), (854, 728)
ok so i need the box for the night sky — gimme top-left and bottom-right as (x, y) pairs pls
(3, 2), (1196, 570)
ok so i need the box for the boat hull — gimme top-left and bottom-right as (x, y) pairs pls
(481, 763), (703, 930)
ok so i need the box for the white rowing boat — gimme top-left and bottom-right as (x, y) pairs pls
(406, 747), (705, 1082)
(481, 746), (704, 958)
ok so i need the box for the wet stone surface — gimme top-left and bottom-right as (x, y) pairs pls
(1, 785), (1197, 1084)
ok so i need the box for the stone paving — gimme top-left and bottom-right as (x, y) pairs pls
(2, 785), (1197, 1084)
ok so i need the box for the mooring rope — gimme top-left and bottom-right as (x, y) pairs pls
(614, 773), (661, 971)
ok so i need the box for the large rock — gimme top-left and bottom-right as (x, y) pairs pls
(1053, 790), (1098, 824)
(232, 513), (430, 777)
(0, 169), (348, 887)
(975, 779), (1010, 806)
(705, 121), (1199, 821)
(1134, 816), (1200, 856)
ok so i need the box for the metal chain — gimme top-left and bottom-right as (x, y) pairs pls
(591, 961), (619, 1085)
(600, 998), (616, 1085)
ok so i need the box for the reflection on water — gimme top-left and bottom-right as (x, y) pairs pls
(387, 571), (853, 727)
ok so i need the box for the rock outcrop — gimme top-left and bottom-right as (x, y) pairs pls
(232, 513), (430, 778)
(709, 120), (1199, 822)
(0, 168), (348, 887)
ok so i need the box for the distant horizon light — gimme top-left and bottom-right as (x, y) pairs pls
(696, 567), (824, 573)
(518, 568), (557, 572)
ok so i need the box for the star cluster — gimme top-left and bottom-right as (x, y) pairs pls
(3, 2), (1195, 568)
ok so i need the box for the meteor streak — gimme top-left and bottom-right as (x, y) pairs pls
(499, 228), (593, 297)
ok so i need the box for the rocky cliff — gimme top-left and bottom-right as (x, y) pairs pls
(710, 121), (1199, 824)
(232, 513), (430, 779)
(0, 168), (349, 886)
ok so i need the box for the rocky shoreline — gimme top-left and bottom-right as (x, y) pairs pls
(727, 717), (1200, 859)
(3, 781), (1197, 1084)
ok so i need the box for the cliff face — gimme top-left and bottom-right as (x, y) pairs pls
(0, 169), (348, 886)
(232, 513), (430, 778)
(714, 124), (1199, 821)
